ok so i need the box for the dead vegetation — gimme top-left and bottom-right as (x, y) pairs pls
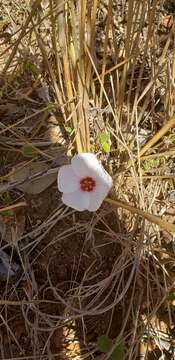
(0, 0), (175, 359)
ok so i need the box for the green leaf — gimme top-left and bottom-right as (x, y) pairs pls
(47, 102), (55, 112)
(22, 144), (37, 158)
(65, 126), (73, 134)
(111, 341), (125, 360)
(99, 132), (111, 153)
(99, 132), (110, 143)
(102, 142), (111, 153)
(142, 159), (156, 171)
(142, 157), (164, 172)
(97, 335), (112, 353)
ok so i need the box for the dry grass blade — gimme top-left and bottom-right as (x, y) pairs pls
(0, 202), (27, 213)
(0, 107), (49, 136)
(117, 0), (135, 116)
(94, 58), (131, 80)
(105, 198), (175, 233)
(1, 0), (42, 74)
(34, 26), (67, 121)
(139, 114), (175, 157)
(125, 114), (175, 170)
(99, 0), (113, 106)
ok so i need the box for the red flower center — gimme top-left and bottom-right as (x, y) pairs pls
(80, 176), (96, 192)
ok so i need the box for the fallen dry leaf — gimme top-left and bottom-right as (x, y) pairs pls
(10, 161), (57, 194)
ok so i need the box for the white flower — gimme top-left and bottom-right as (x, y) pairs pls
(57, 153), (113, 211)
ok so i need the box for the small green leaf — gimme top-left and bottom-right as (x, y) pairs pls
(142, 159), (156, 171)
(142, 157), (164, 172)
(65, 126), (73, 134)
(102, 142), (111, 153)
(97, 335), (112, 353)
(47, 102), (55, 112)
(22, 144), (37, 158)
(99, 132), (110, 143)
(99, 132), (111, 153)
(111, 341), (125, 360)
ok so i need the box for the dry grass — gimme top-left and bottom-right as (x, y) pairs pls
(0, 0), (175, 359)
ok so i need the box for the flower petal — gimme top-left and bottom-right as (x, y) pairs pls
(98, 167), (113, 189)
(71, 153), (101, 178)
(71, 153), (113, 189)
(62, 190), (90, 211)
(87, 185), (110, 211)
(57, 165), (79, 193)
